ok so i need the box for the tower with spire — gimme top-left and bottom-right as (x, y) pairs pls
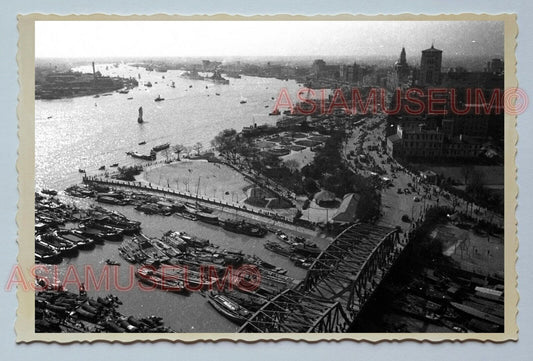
(394, 47), (410, 85)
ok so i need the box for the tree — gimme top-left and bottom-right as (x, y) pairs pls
(193, 142), (203, 155)
(211, 128), (239, 161)
(173, 144), (185, 161)
(161, 148), (170, 162)
(284, 159), (300, 173)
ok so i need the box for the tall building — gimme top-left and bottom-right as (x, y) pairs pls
(419, 44), (443, 86)
(394, 47), (410, 82)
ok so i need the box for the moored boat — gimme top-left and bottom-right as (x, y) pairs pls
(221, 219), (267, 237)
(135, 267), (187, 293)
(207, 292), (251, 325)
(151, 143), (170, 152)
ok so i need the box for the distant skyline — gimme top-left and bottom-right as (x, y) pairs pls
(36, 21), (504, 63)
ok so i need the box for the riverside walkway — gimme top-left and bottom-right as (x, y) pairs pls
(82, 176), (316, 232)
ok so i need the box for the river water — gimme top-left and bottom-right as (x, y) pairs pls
(35, 63), (318, 332)
(36, 63), (303, 190)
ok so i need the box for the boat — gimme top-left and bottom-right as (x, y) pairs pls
(105, 259), (121, 266)
(41, 189), (58, 196)
(292, 241), (321, 256)
(215, 93), (220, 96)
(207, 292), (251, 325)
(78, 168), (85, 173)
(264, 241), (292, 257)
(154, 95), (165, 102)
(35, 241), (62, 264)
(135, 267), (187, 293)
(207, 69), (230, 85)
(127, 97), (133, 100)
(110, 163), (119, 167)
(37, 234), (78, 256)
(55, 229), (95, 250)
(144, 82), (152, 87)
(96, 195), (125, 206)
(137, 106), (144, 124)
(221, 219), (267, 237)
(138, 141), (146, 145)
(151, 143), (170, 152)
(269, 109), (280, 115)
(127, 150), (156, 161)
(118, 89), (129, 94)
(156, 265), (216, 290)
(240, 97), (247, 104)
(170, 81), (175, 88)
(78, 223), (123, 242)
(450, 302), (504, 327)
(195, 211), (219, 225)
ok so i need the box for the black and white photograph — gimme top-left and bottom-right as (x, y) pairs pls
(18, 15), (516, 341)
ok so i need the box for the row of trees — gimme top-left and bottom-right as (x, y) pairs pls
(156, 142), (205, 162)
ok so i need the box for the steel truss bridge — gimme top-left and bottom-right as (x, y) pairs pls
(238, 223), (402, 333)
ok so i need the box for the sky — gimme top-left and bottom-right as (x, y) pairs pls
(35, 21), (504, 61)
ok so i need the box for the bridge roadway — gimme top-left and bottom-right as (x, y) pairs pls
(238, 222), (402, 333)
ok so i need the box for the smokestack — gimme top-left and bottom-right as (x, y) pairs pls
(92, 62), (96, 80)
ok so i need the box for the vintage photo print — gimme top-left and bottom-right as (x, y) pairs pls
(15, 14), (518, 342)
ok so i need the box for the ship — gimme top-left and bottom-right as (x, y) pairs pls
(154, 95), (165, 102)
(208, 69), (230, 85)
(137, 106), (143, 124)
(181, 69), (204, 81)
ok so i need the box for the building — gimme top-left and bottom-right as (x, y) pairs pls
(419, 44), (443, 86)
(311, 59), (341, 80)
(339, 62), (360, 83)
(486, 58), (504, 74)
(394, 47), (410, 84)
(386, 120), (484, 160)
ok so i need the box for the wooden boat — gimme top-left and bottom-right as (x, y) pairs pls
(207, 292), (251, 325)
(135, 267), (187, 293)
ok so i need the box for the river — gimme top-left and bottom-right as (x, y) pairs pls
(35, 63), (320, 332)
(36, 63), (303, 191)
